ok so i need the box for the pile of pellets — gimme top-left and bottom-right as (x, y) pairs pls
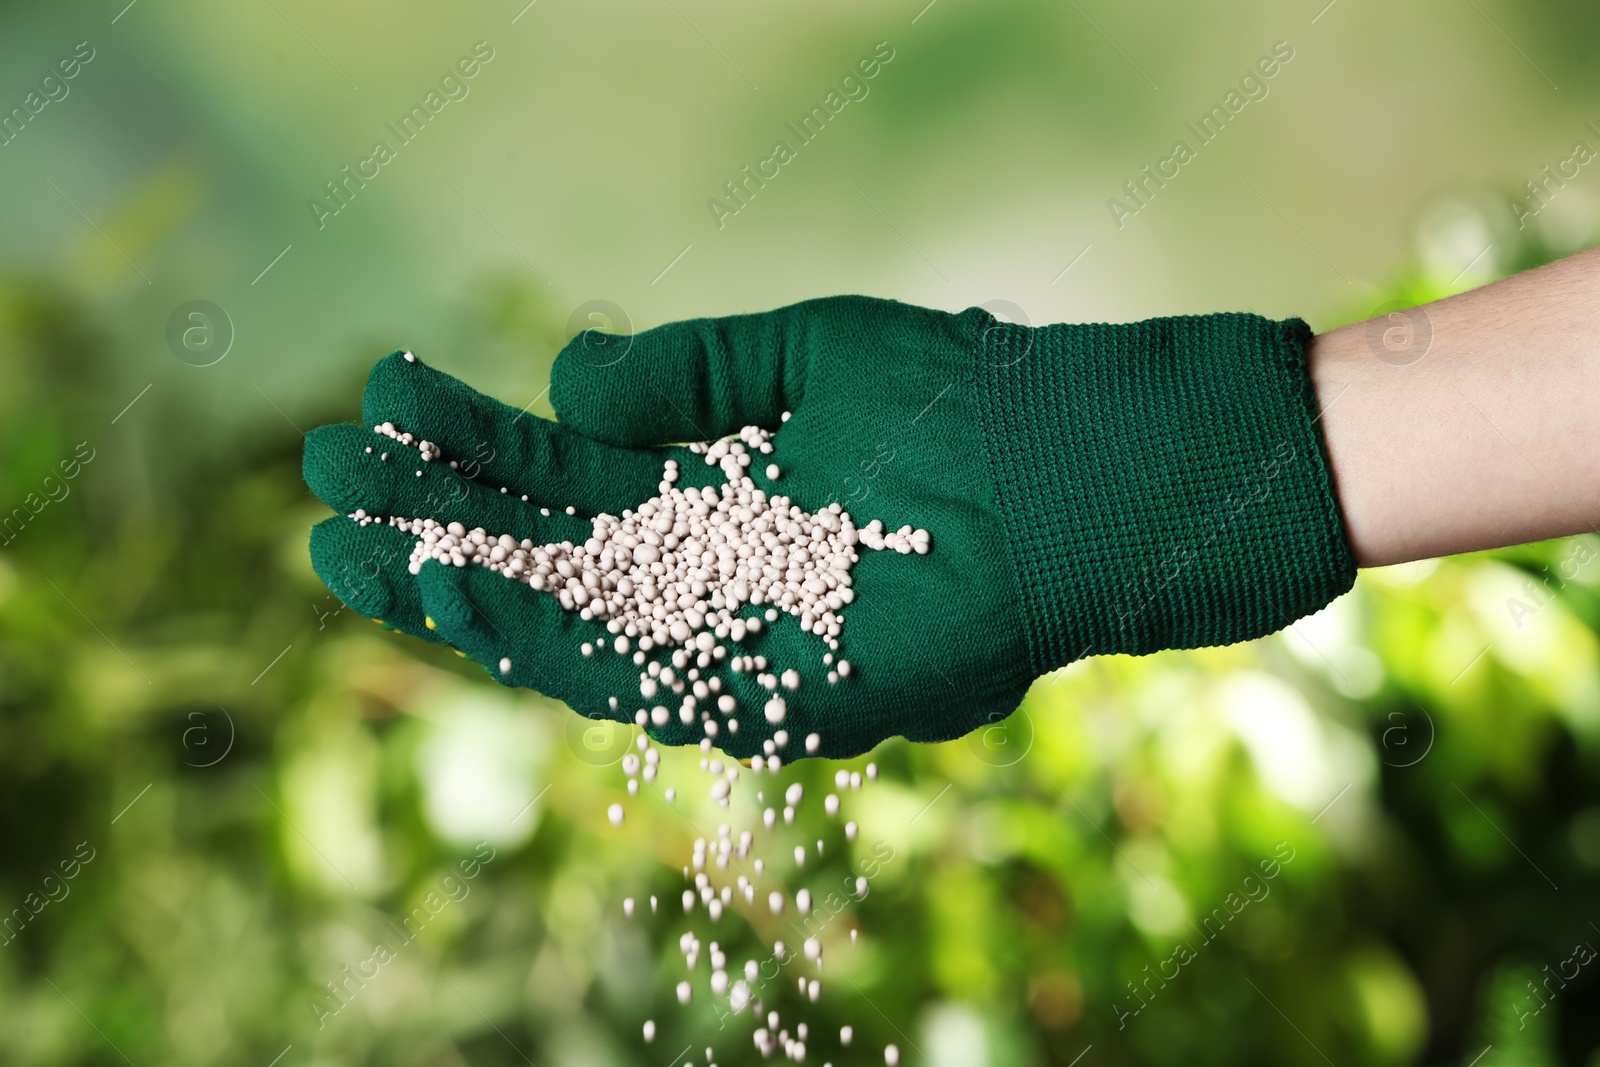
(359, 405), (927, 747)
(347, 352), (924, 1063)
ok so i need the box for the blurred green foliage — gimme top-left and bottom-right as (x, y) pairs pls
(5, 0), (1600, 1064)
(3, 216), (1600, 1066)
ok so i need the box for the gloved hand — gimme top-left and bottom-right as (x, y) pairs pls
(303, 296), (1356, 759)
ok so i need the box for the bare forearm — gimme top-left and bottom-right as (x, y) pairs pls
(1310, 247), (1600, 567)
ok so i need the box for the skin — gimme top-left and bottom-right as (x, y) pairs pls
(1310, 246), (1600, 567)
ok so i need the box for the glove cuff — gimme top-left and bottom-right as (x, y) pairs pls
(973, 311), (1357, 673)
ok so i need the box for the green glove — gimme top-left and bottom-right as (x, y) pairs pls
(303, 296), (1356, 760)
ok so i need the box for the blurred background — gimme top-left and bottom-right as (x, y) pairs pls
(2, 0), (1599, 1064)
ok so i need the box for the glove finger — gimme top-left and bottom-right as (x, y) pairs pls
(309, 517), (443, 643)
(360, 351), (667, 515)
(412, 560), (692, 736)
(414, 555), (878, 759)
(549, 302), (825, 447)
(304, 423), (593, 543)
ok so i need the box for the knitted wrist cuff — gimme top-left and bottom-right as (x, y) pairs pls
(973, 311), (1357, 674)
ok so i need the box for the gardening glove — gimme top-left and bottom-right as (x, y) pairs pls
(303, 296), (1357, 760)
